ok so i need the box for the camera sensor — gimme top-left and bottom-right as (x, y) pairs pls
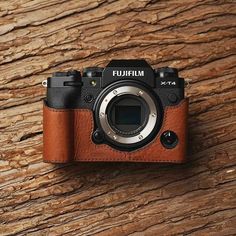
(115, 106), (141, 125)
(107, 95), (148, 136)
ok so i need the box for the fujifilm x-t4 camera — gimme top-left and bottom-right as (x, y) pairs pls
(43, 60), (188, 163)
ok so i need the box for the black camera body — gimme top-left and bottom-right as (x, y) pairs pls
(45, 59), (185, 152)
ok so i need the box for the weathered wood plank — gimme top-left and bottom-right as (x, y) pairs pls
(0, 0), (236, 235)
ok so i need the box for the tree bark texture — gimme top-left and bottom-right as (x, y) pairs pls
(0, 0), (236, 235)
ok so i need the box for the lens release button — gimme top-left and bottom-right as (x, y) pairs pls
(161, 130), (178, 149)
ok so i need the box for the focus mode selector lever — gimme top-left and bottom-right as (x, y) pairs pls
(161, 130), (178, 149)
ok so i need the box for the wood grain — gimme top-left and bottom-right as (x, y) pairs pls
(0, 0), (236, 235)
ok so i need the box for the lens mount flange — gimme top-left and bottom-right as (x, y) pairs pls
(98, 85), (158, 145)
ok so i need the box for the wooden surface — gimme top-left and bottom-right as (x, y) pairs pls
(0, 0), (236, 235)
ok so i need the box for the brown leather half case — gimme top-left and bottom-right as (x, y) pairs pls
(43, 99), (188, 163)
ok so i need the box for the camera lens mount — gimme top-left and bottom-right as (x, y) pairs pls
(95, 83), (161, 149)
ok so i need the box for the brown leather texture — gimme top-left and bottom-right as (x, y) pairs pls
(43, 99), (188, 163)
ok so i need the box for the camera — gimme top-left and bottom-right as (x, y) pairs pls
(43, 59), (188, 163)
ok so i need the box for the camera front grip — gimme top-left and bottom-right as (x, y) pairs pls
(43, 98), (188, 163)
